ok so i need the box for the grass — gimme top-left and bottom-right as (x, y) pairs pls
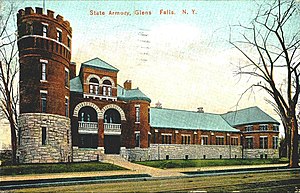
(12, 171), (300, 192)
(134, 158), (288, 169)
(0, 162), (126, 176)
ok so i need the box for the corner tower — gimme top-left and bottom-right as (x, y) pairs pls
(17, 7), (72, 163)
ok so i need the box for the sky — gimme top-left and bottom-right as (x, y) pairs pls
(1, 0), (299, 147)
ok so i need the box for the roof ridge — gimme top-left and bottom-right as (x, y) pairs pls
(150, 107), (221, 116)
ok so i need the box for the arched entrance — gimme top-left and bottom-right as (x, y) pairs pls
(78, 106), (98, 148)
(104, 109), (121, 154)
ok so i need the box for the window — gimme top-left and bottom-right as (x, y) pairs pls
(18, 128), (22, 146)
(273, 125), (279, 131)
(260, 136), (268, 149)
(135, 106), (140, 123)
(65, 97), (69, 117)
(181, 135), (191, 144)
(201, 136), (208, 145)
(108, 87), (112, 96)
(245, 125), (253, 132)
(57, 29), (62, 42)
(41, 63), (46, 80)
(67, 36), (71, 48)
(65, 69), (69, 87)
(246, 137), (253, 149)
(216, 136), (224, 145)
(42, 127), (47, 145)
(273, 136), (278, 149)
(42, 24), (48, 37)
(135, 133), (140, 147)
(41, 92), (47, 113)
(161, 134), (172, 144)
(89, 78), (99, 95)
(230, 137), (238, 146)
(103, 87), (107, 96)
(259, 125), (268, 131)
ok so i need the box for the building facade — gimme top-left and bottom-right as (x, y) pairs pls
(17, 7), (280, 164)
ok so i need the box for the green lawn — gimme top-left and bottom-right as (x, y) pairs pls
(0, 162), (126, 176)
(134, 158), (288, 169)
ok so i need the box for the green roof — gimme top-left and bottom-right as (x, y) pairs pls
(81, 57), (119, 72)
(117, 85), (151, 103)
(70, 76), (83, 93)
(221, 106), (280, 127)
(150, 108), (239, 132)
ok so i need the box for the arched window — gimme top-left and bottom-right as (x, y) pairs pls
(89, 78), (99, 95)
(102, 80), (112, 96)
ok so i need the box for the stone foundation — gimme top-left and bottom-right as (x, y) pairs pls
(18, 113), (72, 163)
(243, 149), (279, 159)
(121, 144), (243, 161)
(72, 147), (104, 162)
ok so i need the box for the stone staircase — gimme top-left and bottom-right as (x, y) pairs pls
(102, 154), (185, 177)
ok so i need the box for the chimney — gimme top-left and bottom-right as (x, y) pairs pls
(70, 62), (76, 79)
(197, 107), (204, 113)
(155, 101), (162, 108)
(124, 80), (132, 90)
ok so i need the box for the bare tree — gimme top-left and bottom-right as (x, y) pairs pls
(0, 2), (19, 164)
(230, 0), (299, 168)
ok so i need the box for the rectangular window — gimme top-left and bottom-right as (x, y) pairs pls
(273, 136), (278, 149)
(259, 125), (268, 131)
(273, 125), (279, 131)
(135, 106), (140, 123)
(245, 125), (253, 132)
(41, 92), (47, 113)
(65, 69), (69, 87)
(103, 86), (107, 96)
(260, 136), (268, 149)
(161, 134), (172, 144)
(108, 87), (112, 96)
(18, 128), (22, 146)
(67, 36), (71, 48)
(42, 24), (48, 37)
(57, 29), (62, 42)
(246, 137), (253, 149)
(135, 133), (140, 147)
(216, 136), (224, 145)
(181, 135), (191, 144)
(42, 127), (47, 145)
(201, 136), (208, 145)
(41, 63), (46, 80)
(65, 97), (69, 117)
(230, 137), (238, 146)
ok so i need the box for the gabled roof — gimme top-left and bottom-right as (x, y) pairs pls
(81, 57), (119, 72)
(117, 85), (151, 103)
(150, 107), (239, 132)
(70, 76), (83, 93)
(221, 106), (280, 127)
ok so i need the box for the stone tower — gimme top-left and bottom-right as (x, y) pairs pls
(17, 7), (72, 163)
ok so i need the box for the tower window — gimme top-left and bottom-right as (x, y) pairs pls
(41, 63), (46, 80)
(41, 92), (47, 113)
(135, 106), (140, 123)
(42, 127), (47, 145)
(135, 132), (140, 147)
(65, 68), (69, 87)
(57, 29), (62, 42)
(42, 24), (48, 37)
(65, 97), (69, 117)
(67, 36), (71, 48)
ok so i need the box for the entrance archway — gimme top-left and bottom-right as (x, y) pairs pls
(104, 109), (121, 154)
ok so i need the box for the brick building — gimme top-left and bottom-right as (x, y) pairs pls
(16, 7), (280, 163)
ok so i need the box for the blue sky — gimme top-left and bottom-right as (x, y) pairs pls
(8, 0), (299, 127)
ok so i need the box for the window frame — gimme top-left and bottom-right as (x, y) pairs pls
(135, 105), (140, 123)
(40, 90), (47, 113)
(42, 127), (47, 145)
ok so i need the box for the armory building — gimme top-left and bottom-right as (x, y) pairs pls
(16, 7), (280, 163)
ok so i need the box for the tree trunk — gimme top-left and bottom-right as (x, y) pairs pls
(289, 117), (299, 168)
(10, 123), (17, 165)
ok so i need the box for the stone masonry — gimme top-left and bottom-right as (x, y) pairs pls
(121, 144), (243, 161)
(18, 113), (71, 163)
